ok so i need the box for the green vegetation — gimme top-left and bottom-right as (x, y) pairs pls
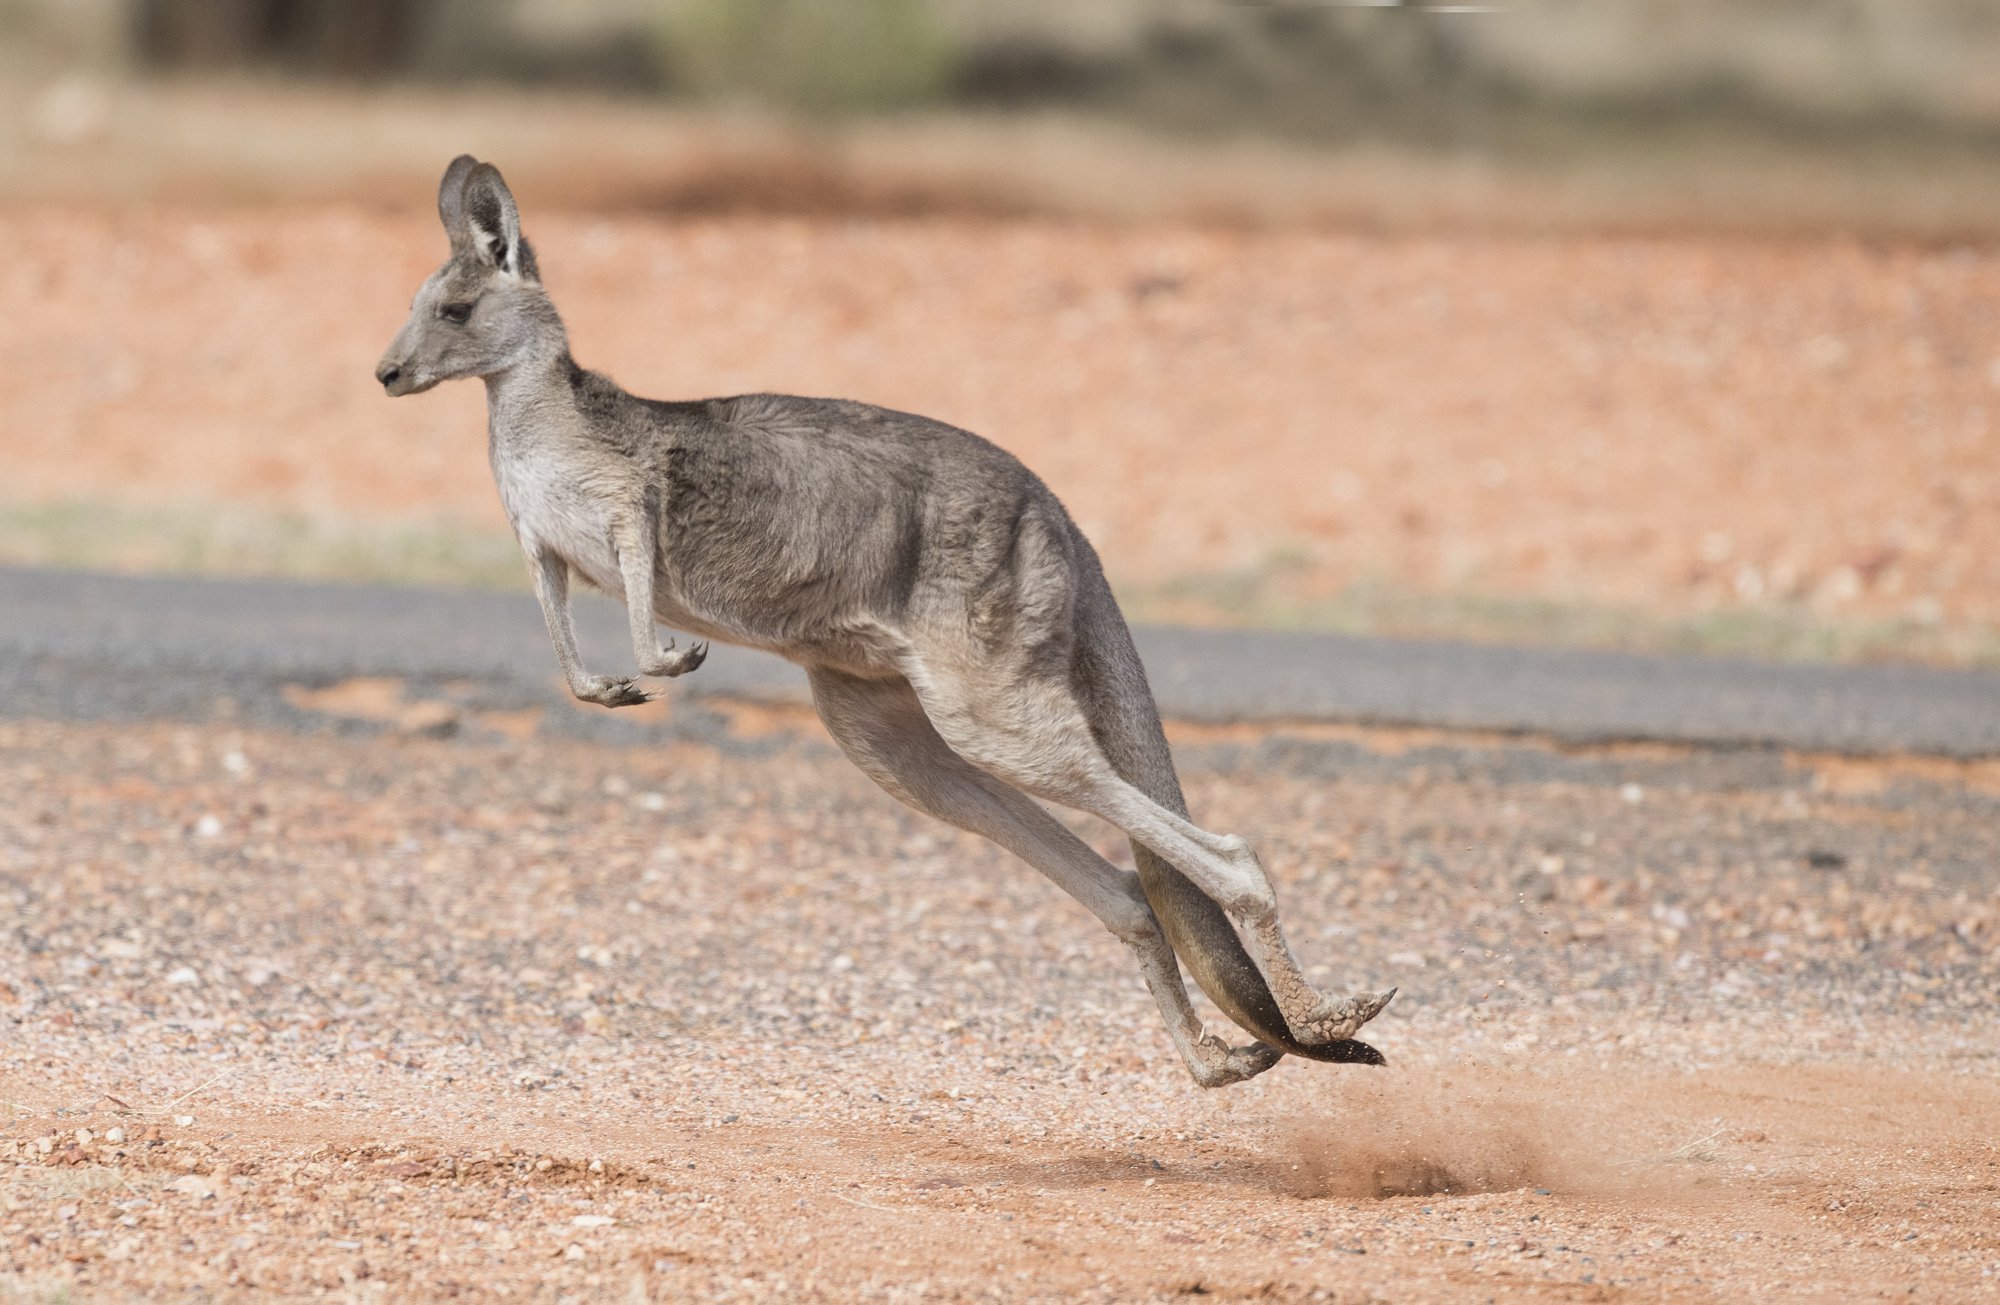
(4, 501), (1993, 668)
(656, 0), (957, 114)
(0, 500), (526, 593)
(1116, 557), (2000, 670)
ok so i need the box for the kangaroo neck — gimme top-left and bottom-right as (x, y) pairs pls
(482, 348), (580, 445)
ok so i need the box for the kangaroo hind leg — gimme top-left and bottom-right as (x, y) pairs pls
(902, 654), (1392, 1049)
(807, 667), (1281, 1088)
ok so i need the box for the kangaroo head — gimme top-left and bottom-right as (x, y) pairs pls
(376, 156), (565, 397)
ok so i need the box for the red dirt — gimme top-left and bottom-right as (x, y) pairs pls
(3, 717), (1997, 1300)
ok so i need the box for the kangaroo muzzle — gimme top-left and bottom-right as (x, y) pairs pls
(374, 355), (432, 397)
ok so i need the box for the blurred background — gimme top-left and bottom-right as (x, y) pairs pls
(3, 0), (1998, 663)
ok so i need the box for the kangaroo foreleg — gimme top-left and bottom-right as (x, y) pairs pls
(528, 545), (653, 708)
(611, 514), (706, 680)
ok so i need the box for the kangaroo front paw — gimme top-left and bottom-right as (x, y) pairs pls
(575, 675), (655, 708)
(640, 639), (708, 679)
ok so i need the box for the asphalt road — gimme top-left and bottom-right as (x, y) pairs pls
(3, 565), (1997, 756)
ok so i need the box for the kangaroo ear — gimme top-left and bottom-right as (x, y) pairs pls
(461, 162), (529, 279)
(436, 154), (481, 244)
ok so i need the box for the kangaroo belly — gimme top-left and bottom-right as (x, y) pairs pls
(648, 580), (905, 679)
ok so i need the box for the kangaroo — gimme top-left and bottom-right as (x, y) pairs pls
(375, 156), (1392, 1086)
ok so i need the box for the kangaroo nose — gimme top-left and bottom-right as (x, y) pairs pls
(376, 361), (402, 388)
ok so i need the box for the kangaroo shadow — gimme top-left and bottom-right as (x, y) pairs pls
(946, 1144), (1307, 1198)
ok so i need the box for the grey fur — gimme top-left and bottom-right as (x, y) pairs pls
(375, 155), (1392, 1086)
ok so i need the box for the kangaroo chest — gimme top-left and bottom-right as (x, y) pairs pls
(489, 435), (624, 596)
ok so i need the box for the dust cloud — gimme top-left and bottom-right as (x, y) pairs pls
(1273, 1064), (1682, 1202)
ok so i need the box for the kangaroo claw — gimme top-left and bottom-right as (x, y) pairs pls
(1294, 987), (1396, 1045)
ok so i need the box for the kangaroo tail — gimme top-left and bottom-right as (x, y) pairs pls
(1068, 563), (1382, 1066)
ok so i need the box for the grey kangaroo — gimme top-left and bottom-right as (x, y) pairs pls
(376, 156), (1392, 1086)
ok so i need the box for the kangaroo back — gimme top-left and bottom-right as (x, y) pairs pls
(1069, 560), (1380, 1064)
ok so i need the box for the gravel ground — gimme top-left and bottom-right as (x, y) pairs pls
(5, 206), (1999, 645)
(3, 710), (1997, 1301)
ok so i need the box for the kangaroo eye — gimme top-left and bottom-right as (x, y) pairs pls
(440, 302), (473, 325)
